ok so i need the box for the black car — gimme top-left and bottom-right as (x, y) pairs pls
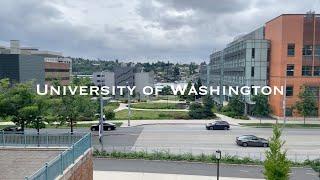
(1, 126), (24, 134)
(236, 135), (269, 147)
(90, 122), (116, 131)
(206, 121), (230, 130)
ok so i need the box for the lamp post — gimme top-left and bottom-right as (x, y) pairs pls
(126, 81), (131, 126)
(215, 150), (221, 180)
(99, 70), (104, 151)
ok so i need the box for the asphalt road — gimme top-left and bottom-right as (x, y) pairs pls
(91, 124), (320, 162)
(26, 124), (320, 161)
(93, 158), (319, 180)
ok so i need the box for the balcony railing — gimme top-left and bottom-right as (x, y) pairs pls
(25, 133), (91, 180)
(1, 132), (91, 180)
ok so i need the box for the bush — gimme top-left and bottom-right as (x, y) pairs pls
(104, 110), (115, 120)
(188, 103), (206, 119)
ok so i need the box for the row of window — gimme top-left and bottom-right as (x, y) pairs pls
(287, 44), (320, 56)
(285, 86), (319, 97)
(45, 69), (70, 72)
(286, 65), (320, 76)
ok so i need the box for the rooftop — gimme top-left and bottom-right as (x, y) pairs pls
(0, 148), (63, 180)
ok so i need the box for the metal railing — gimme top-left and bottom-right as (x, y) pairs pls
(22, 133), (91, 180)
(1, 131), (83, 147)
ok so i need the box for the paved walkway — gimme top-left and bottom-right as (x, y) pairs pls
(1, 113), (320, 127)
(94, 171), (263, 180)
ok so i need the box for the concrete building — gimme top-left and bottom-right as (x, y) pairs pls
(92, 71), (115, 87)
(0, 40), (72, 85)
(135, 72), (155, 99)
(114, 66), (135, 87)
(266, 13), (320, 118)
(208, 27), (270, 112)
(92, 66), (155, 99)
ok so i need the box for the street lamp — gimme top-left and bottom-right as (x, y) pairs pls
(126, 81), (131, 126)
(215, 150), (222, 180)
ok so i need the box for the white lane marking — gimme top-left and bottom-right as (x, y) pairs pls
(239, 170), (249, 173)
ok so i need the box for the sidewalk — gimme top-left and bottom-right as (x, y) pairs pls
(1, 113), (320, 127)
(94, 171), (263, 180)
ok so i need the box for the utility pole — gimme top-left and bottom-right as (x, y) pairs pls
(282, 72), (287, 127)
(99, 69), (104, 151)
(126, 81), (131, 126)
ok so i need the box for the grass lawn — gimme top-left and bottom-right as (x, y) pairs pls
(104, 102), (120, 111)
(115, 110), (189, 120)
(240, 123), (320, 128)
(131, 102), (184, 109)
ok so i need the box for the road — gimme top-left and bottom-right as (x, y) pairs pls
(91, 124), (320, 162)
(26, 123), (320, 161)
(93, 158), (319, 180)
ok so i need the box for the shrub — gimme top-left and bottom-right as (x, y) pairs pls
(104, 110), (115, 120)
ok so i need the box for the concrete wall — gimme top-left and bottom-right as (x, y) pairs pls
(59, 149), (93, 180)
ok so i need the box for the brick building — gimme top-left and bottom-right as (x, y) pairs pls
(266, 13), (320, 118)
(204, 13), (320, 118)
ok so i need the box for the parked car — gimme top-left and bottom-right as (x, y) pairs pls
(90, 122), (116, 131)
(206, 121), (230, 130)
(1, 126), (24, 134)
(236, 135), (269, 147)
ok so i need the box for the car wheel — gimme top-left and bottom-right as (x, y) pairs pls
(107, 127), (111, 131)
(90, 127), (95, 131)
(224, 127), (228, 130)
(210, 127), (214, 130)
(263, 143), (268, 147)
(242, 142), (248, 147)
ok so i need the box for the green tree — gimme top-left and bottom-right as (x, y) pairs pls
(228, 95), (244, 115)
(188, 103), (205, 119)
(202, 95), (214, 117)
(195, 78), (202, 99)
(57, 93), (97, 134)
(264, 125), (290, 180)
(0, 82), (35, 131)
(295, 87), (318, 124)
(252, 94), (271, 124)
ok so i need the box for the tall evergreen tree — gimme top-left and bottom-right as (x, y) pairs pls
(264, 125), (290, 180)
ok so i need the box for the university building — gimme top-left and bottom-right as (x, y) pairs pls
(0, 40), (72, 85)
(204, 13), (320, 118)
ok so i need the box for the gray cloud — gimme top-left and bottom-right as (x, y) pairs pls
(0, 0), (319, 63)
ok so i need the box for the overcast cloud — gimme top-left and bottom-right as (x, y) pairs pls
(0, 0), (319, 63)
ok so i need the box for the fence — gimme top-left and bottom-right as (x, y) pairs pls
(0, 131), (83, 147)
(0, 132), (92, 180)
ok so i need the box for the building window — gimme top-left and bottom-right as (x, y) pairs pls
(287, 44), (295, 56)
(286, 86), (293, 96)
(302, 45), (313, 56)
(251, 48), (255, 58)
(302, 66), (312, 76)
(251, 67), (254, 77)
(286, 64), (294, 76)
(285, 108), (293, 117)
(316, 45), (320, 56)
(314, 66), (320, 76)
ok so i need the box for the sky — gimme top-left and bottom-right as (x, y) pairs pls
(0, 0), (319, 63)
